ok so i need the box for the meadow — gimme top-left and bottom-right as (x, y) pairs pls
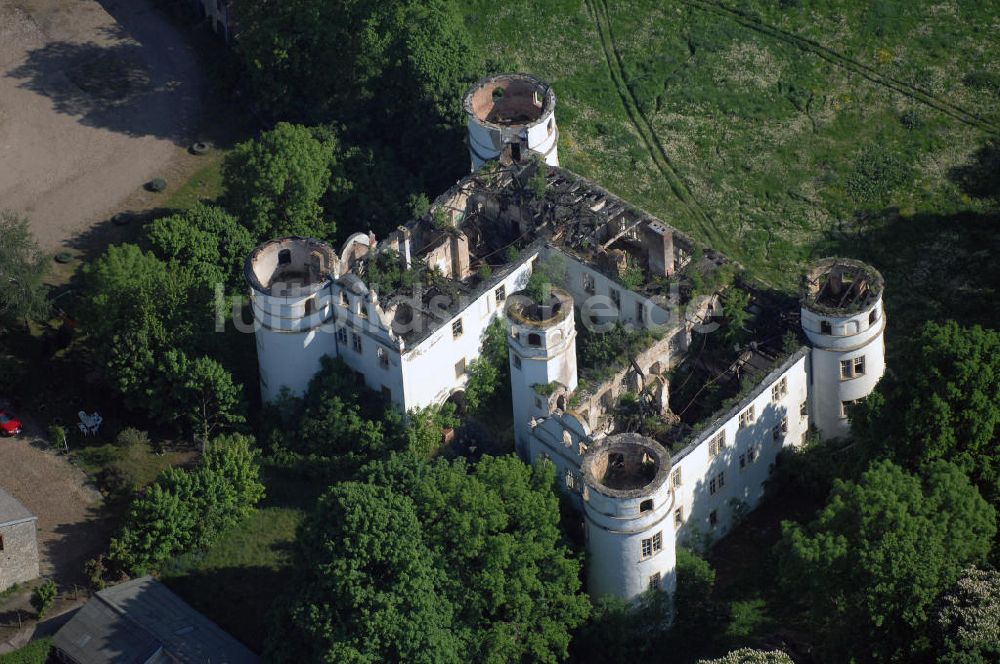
(462, 0), (999, 300)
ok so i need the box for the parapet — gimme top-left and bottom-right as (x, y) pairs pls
(801, 257), (883, 316)
(245, 237), (337, 296)
(582, 433), (671, 499)
(506, 287), (574, 330)
(464, 73), (555, 130)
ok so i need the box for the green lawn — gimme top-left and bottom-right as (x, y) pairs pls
(158, 462), (327, 654)
(162, 155), (226, 212)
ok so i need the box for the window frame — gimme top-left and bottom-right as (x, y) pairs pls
(452, 318), (464, 339)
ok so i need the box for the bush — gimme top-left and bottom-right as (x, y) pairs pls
(846, 145), (913, 206)
(30, 579), (56, 619)
(115, 427), (149, 449)
(0, 638), (53, 664)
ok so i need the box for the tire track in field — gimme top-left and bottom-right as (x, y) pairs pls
(584, 0), (730, 252)
(683, 0), (1000, 136)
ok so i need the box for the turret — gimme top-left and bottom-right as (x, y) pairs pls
(582, 433), (676, 603)
(464, 73), (558, 171)
(800, 258), (886, 439)
(245, 237), (338, 402)
(505, 287), (578, 456)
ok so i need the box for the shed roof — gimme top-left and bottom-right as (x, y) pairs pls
(53, 576), (258, 664)
(0, 487), (35, 528)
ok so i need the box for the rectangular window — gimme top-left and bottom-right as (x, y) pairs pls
(773, 419), (787, 442)
(739, 453), (746, 469)
(583, 273), (595, 294)
(671, 467), (682, 488)
(495, 285), (506, 303)
(636, 301), (645, 322)
(739, 405), (756, 429)
(718, 471), (725, 488)
(639, 532), (663, 559)
(841, 398), (862, 418)
(709, 509), (718, 527)
(708, 431), (725, 457)
(377, 347), (389, 370)
(841, 359), (852, 379)
(452, 318), (463, 339)
(649, 572), (662, 591)
(821, 320), (832, 334)
(771, 376), (788, 402)
(747, 444), (758, 463)
(800, 400), (808, 417)
(455, 358), (466, 378)
(709, 477), (717, 495)
(674, 507), (683, 528)
(610, 288), (621, 309)
(0, 534), (4, 551)
(565, 471), (575, 491)
(854, 356), (866, 375)
(351, 332), (362, 353)
(513, 355), (522, 370)
(337, 327), (347, 346)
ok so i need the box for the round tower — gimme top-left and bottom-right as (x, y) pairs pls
(505, 287), (578, 457)
(582, 433), (676, 603)
(245, 237), (338, 402)
(800, 258), (886, 439)
(464, 73), (558, 171)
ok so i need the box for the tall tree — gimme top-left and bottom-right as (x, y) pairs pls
(222, 122), (344, 241)
(146, 203), (254, 291)
(0, 210), (49, 324)
(932, 566), (1000, 664)
(162, 351), (246, 449)
(267, 482), (462, 664)
(853, 321), (1000, 498)
(776, 459), (996, 661)
(361, 453), (591, 663)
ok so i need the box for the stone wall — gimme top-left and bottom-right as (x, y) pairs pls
(0, 520), (40, 592)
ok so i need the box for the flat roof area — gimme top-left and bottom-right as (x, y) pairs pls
(0, 486), (35, 527)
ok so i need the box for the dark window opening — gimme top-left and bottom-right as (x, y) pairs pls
(640, 499), (653, 513)
(278, 249), (291, 265)
(820, 320), (832, 334)
(527, 333), (542, 346)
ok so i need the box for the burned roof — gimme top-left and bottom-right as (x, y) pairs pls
(801, 257), (884, 315)
(582, 433), (670, 499)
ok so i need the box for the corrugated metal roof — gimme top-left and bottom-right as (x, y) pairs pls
(0, 486), (35, 528)
(53, 576), (259, 664)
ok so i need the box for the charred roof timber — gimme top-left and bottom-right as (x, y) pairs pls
(464, 73), (556, 130)
(582, 433), (671, 498)
(801, 257), (884, 315)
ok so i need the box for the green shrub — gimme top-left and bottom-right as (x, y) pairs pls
(30, 579), (56, 619)
(115, 427), (149, 449)
(0, 638), (53, 664)
(846, 145), (913, 206)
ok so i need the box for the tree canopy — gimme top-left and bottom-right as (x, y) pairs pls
(776, 459), (996, 661)
(0, 210), (49, 324)
(853, 321), (1000, 499)
(267, 482), (463, 664)
(222, 122), (344, 241)
(932, 566), (1000, 664)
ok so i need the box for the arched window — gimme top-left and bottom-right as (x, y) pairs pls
(527, 333), (542, 346)
(278, 249), (291, 266)
(304, 297), (315, 315)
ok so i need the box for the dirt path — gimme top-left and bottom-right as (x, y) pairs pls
(0, 0), (207, 250)
(0, 433), (111, 587)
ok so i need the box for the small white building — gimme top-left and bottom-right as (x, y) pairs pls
(245, 73), (887, 611)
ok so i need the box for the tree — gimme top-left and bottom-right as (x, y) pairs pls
(932, 566), (1000, 664)
(673, 547), (719, 643)
(109, 435), (264, 575)
(146, 203), (254, 291)
(719, 287), (751, 349)
(697, 648), (793, 664)
(222, 123), (343, 241)
(853, 321), (1000, 499)
(0, 210), (49, 324)
(30, 579), (57, 619)
(568, 591), (671, 663)
(463, 318), (509, 413)
(776, 460), (996, 660)
(82, 244), (215, 417)
(267, 482), (462, 663)
(162, 351), (245, 449)
(361, 454), (591, 663)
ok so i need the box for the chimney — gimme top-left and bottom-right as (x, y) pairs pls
(646, 222), (674, 277)
(451, 232), (471, 280)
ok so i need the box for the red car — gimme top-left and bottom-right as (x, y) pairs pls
(0, 410), (22, 436)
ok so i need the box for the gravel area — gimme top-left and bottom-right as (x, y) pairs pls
(0, 0), (206, 250)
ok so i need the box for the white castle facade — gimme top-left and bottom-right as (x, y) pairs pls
(244, 74), (886, 607)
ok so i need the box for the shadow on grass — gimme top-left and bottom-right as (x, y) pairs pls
(160, 565), (287, 655)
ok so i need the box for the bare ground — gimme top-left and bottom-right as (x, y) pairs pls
(0, 0), (207, 250)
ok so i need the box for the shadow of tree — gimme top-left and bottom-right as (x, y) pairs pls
(6, 37), (198, 143)
(948, 138), (1000, 201)
(43, 503), (115, 588)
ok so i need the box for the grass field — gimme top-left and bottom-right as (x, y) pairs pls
(462, 0), (999, 297)
(0, 639), (52, 664)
